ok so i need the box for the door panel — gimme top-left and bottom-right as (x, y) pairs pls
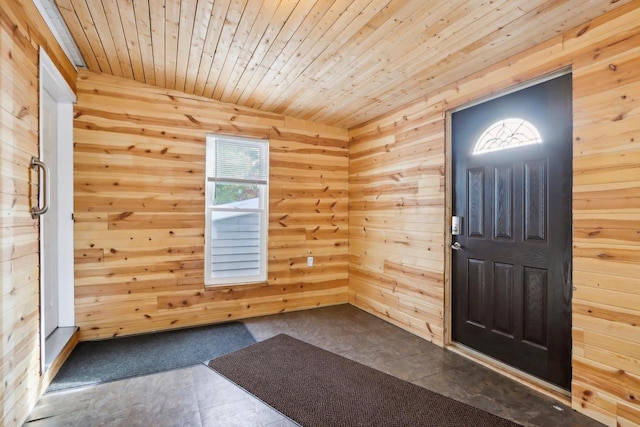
(524, 160), (547, 241)
(452, 74), (572, 390)
(494, 165), (513, 240)
(42, 88), (59, 338)
(523, 266), (547, 346)
(493, 262), (514, 336)
(468, 168), (485, 238)
(467, 258), (486, 326)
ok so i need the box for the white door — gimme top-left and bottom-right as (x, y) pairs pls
(42, 88), (59, 338)
(38, 49), (76, 371)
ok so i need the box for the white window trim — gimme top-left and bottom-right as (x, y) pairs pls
(204, 135), (269, 286)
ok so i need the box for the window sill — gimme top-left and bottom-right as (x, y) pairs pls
(204, 280), (269, 290)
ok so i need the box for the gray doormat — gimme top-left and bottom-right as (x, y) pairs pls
(48, 322), (255, 392)
(209, 334), (522, 427)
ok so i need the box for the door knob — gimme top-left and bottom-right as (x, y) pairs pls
(451, 242), (463, 251)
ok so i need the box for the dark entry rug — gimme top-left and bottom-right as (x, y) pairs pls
(48, 322), (255, 392)
(208, 334), (522, 427)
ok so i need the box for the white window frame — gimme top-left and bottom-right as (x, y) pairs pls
(205, 135), (269, 286)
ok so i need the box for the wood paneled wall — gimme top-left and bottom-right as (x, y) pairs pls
(571, 11), (640, 425)
(0, 0), (77, 426)
(73, 70), (349, 340)
(348, 2), (640, 426)
(349, 102), (446, 344)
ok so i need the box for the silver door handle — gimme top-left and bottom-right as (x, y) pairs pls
(451, 242), (463, 251)
(31, 157), (50, 219)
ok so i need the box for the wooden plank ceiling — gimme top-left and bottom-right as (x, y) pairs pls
(55, 0), (630, 129)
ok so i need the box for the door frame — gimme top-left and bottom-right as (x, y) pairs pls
(38, 48), (76, 373)
(443, 67), (573, 397)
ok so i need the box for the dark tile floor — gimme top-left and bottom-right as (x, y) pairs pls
(25, 304), (602, 427)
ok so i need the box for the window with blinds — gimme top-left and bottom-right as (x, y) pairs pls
(205, 135), (269, 285)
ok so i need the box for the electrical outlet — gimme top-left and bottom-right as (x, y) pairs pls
(307, 256), (314, 267)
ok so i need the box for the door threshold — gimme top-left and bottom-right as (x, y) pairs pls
(44, 326), (78, 372)
(446, 341), (571, 404)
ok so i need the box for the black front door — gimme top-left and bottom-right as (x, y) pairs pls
(452, 74), (572, 390)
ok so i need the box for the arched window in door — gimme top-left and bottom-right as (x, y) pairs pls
(473, 118), (542, 155)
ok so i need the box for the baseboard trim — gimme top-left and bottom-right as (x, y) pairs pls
(446, 342), (571, 405)
(40, 328), (79, 392)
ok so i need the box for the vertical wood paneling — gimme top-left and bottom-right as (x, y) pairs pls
(55, 0), (103, 72)
(90, 1), (131, 79)
(56, 0), (634, 128)
(0, 1), (77, 426)
(149, 0), (166, 87)
(73, 69), (349, 340)
(348, 2), (640, 425)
